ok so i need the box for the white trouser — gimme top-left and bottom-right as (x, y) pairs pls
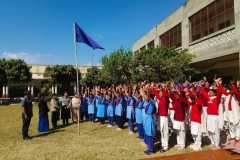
(235, 122), (240, 140)
(191, 122), (202, 150)
(207, 115), (220, 147)
(169, 110), (174, 128)
(174, 120), (185, 148)
(159, 116), (169, 149)
(218, 103), (224, 130)
(201, 107), (208, 134)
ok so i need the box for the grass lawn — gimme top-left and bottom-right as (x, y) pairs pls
(0, 104), (210, 160)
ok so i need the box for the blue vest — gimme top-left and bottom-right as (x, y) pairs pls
(115, 97), (123, 116)
(96, 96), (105, 118)
(135, 99), (144, 124)
(87, 96), (95, 114)
(126, 97), (135, 119)
(107, 101), (114, 117)
(144, 100), (155, 137)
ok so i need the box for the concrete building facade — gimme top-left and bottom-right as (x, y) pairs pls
(30, 64), (102, 80)
(133, 0), (240, 79)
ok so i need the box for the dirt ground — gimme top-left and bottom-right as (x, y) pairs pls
(145, 149), (240, 160)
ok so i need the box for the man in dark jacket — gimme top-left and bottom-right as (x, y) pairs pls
(21, 91), (33, 140)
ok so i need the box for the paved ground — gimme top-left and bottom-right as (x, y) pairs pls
(145, 149), (240, 160)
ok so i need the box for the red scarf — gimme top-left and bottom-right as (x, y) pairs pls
(228, 94), (233, 111)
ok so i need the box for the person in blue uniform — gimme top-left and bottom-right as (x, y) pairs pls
(106, 92), (114, 127)
(115, 90), (125, 130)
(126, 89), (135, 135)
(87, 92), (95, 122)
(38, 93), (49, 132)
(80, 93), (88, 121)
(134, 91), (144, 139)
(143, 90), (156, 155)
(96, 91), (106, 124)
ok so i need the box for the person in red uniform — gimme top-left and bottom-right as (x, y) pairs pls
(187, 91), (203, 151)
(173, 90), (187, 149)
(155, 87), (169, 152)
(204, 88), (221, 149)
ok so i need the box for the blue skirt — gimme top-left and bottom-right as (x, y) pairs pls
(97, 104), (105, 118)
(38, 113), (49, 132)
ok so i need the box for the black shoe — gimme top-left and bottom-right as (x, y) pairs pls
(144, 150), (153, 155)
(160, 149), (167, 153)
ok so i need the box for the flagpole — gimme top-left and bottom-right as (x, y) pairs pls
(73, 21), (80, 136)
(73, 22), (79, 95)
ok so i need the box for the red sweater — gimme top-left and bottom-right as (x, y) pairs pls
(173, 97), (187, 121)
(188, 98), (203, 123)
(207, 96), (219, 115)
(157, 96), (168, 116)
(152, 87), (169, 116)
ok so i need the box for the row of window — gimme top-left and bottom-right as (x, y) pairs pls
(139, 0), (234, 51)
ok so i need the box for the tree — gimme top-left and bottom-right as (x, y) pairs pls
(132, 48), (197, 82)
(101, 48), (132, 85)
(0, 59), (32, 84)
(81, 67), (101, 87)
(44, 65), (80, 90)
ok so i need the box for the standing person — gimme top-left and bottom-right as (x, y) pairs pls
(21, 91), (33, 140)
(205, 88), (221, 149)
(50, 94), (59, 129)
(187, 93), (203, 151)
(96, 91), (106, 124)
(71, 94), (81, 123)
(87, 92), (95, 122)
(172, 91), (187, 149)
(106, 92), (114, 127)
(61, 92), (71, 126)
(126, 89), (135, 135)
(115, 91), (125, 130)
(38, 93), (49, 132)
(156, 88), (169, 152)
(135, 92), (144, 139)
(143, 90), (156, 155)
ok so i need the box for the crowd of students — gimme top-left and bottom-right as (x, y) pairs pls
(21, 77), (240, 155)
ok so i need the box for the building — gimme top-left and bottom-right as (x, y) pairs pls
(30, 64), (102, 80)
(132, 0), (240, 79)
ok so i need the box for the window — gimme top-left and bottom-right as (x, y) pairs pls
(147, 40), (155, 49)
(160, 23), (182, 48)
(190, 0), (234, 42)
(140, 46), (146, 51)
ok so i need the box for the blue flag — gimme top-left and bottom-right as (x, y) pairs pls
(74, 22), (104, 50)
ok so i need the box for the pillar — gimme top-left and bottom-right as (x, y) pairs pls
(55, 85), (57, 95)
(234, 0), (240, 76)
(31, 86), (34, 97)
(5, 86), (8, 97)
(2, 86), (5, 97)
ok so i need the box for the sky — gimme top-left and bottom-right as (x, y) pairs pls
(0, 0), (186, 65)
